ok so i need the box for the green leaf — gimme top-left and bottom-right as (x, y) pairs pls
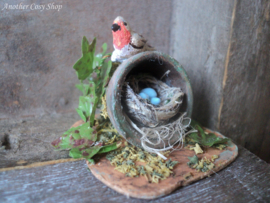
(89, 60), (112, 126)
(75, 83), (91, 96)
(76, 82), (96, 123)
(81, 146), (103, 159)
(79, 122), (96, 141)
(188, 130), (230, 147)
(96, 60), (112, 97)
(60, 135), (73, 149)
(52, 38), (120, 165)
(52, 122), (97, 150)
(71, 131), (80, 140)
(102, 43), (107, 56)
(82, 36), (89, 54)
(76, 108), (87, 122)
(73, 58), (92, 80)
(87, 159), (95, 165)
(88, 37), (96, 54)
(89, 98), (99, 126)
(97, 143), (118, 154)
(75, 83), (84, 93)
(73, 37), (96, 80)
(69, 148), (82, 159)
(93, 56), (103, 67)
(187, 121), (230, 147)
(78, 97), (95, 120)
(78, 96), (91, 117)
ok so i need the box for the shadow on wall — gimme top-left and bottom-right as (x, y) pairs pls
(191, 78), (211, 128)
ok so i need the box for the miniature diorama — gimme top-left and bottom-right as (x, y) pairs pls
(51, 16), (238, 199)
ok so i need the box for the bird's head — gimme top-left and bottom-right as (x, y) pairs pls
(111, 16), (131, 50)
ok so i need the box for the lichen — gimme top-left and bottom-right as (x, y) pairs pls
(187, 155), (219, 173)
(190, 143), (203, 154)
(106, 145), (178, 183)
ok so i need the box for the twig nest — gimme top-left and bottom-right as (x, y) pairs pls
(125, 74), (184, 127)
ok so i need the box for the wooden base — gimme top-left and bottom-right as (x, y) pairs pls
(72, 121), (238, 200)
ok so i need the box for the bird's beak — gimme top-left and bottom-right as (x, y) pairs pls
(112, 23), (121, 32)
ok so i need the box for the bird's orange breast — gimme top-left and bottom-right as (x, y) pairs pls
(112, 23), (131, 50)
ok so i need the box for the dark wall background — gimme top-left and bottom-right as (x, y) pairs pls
(1, 0), (269, 162)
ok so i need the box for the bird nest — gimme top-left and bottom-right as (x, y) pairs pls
(123, 74), (184, 128)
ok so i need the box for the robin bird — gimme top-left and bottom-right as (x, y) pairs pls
(111, 16), (155, 62)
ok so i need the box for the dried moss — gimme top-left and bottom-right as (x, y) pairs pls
(187, 155), (219, 173)
(106, 145), (178, 183)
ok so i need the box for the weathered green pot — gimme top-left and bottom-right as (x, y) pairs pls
(106, 51), (193, 148)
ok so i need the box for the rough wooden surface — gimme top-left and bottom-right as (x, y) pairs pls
(88, 129), (238, 199)
(0, 113), (80, 168)
(171, 0), (270, 163)
(219, 0), (270, 163)
(171, 0), (234, 130)
(1, 146), (269, 202)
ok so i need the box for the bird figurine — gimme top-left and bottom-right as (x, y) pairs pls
(111, 16), (155, 62)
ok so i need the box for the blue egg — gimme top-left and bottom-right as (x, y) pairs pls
(139, 92), (149, 100)
(141, 88), (157, 98)
(150, 97), (161, 106)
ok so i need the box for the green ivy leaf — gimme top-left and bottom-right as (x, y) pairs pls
(51, 122), (97, 150)
(79, 122), (96, 141)
(81, 146), (103, 159)
(76, 108), (87, 122)
(187, 122), (230, 147)
(96, 60), (112, 97)
(82, 36), (90, 54)
(60, 136), (73, 149)
(52, 37), (119, 164)
(73, 37), (96, 80)
(87, 159), (95, 165)
(78, 96), (92, 118)
(88, 37), (96, 54)
(71, 131), (80, 140)
(69, 148), (82, 159)
(98, 143), (118, 154)
(102, 43), (107, 56)
(93, 56), (103, 67)
(69, 143), (117, 160)
(89, 60), (112, 126)
(76, 82), (96, 122)
(75, 83), (91, 96)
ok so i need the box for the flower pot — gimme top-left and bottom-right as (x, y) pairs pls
(106, 51), (193, 148)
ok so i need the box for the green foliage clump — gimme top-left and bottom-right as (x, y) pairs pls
(74, 37), (111, 125)
(51, 37), (119, 164)
(186, 120), (230, 148)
